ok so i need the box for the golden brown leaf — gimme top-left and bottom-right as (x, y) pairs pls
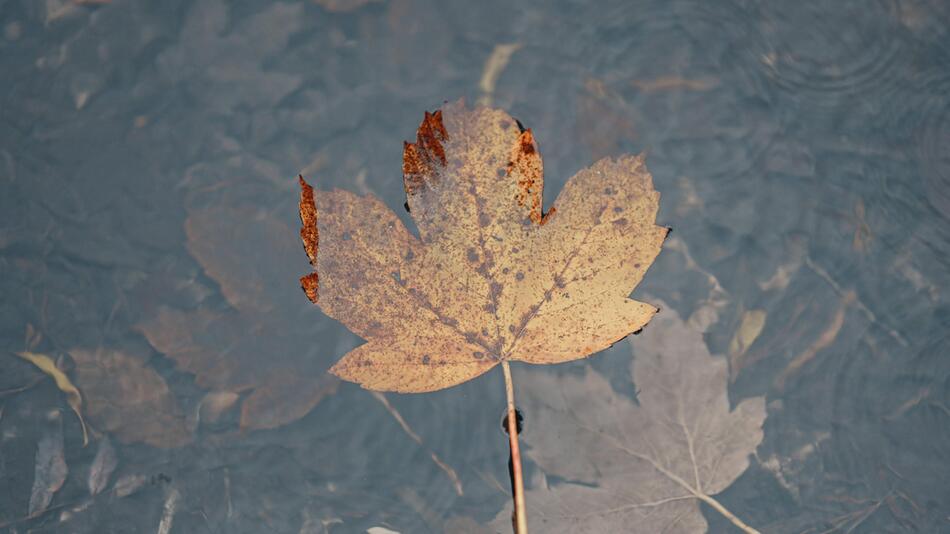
(70, 349), (191, 449)
(299, 101), (668, 392)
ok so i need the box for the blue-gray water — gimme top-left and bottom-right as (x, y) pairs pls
(1, 0), (949, 532)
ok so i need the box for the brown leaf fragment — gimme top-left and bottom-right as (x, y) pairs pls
(30, 419), (68, 516)
(492, 304), (766, 533)
(298, 101), (667, 392)
(71, 349), (191, 448)
(239, 372), (339, 430)
(87, 437), (117, 496)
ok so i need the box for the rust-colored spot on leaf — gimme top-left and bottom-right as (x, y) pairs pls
(300, 273), (319, 303)
(299, 176), (321, 302)
(299, 175), (319, 266)
(507, 129), (544, 223)
(402, 110), (449, 195)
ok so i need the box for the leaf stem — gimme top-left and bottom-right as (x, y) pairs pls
(694, 493), (760, 534)
(502, 360), (528, 534)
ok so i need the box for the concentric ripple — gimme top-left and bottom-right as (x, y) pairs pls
(757, 0), (909, 106)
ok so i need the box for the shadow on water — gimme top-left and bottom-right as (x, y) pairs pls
(1, 0), (949, 532)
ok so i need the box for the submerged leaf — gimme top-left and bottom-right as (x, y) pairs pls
(29, 418), (68, 516)
(87, 437), (118, 496)
(728, 308), (767, 381)
(71, 349), (191, 448)
(298, 101), (667, 392)
(14, 351), (89, 446)
(492, 304), (766, 533)
(137, 206), (339, 430)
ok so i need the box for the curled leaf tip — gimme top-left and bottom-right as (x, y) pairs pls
(298, 175), (319, 265)
(403, 109), (449, 196)
(299, 175), (320, 302)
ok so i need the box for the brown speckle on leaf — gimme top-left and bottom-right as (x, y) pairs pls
(507, 129), (544, 223)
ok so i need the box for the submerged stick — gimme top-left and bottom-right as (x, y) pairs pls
(502, 360), (527, 534)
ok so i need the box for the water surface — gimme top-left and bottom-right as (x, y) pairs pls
(1, 0), (949, 532)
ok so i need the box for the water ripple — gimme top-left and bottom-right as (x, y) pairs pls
(917, 74), (950, 220)
(756, 0), (908, 105)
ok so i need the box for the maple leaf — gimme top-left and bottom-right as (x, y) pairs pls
(71, 349), (191, 449)
(137, 206), (338, 431)
(298, 100), (668, 392)
(491, 303), (767, 533)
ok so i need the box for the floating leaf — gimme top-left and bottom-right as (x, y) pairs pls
(492, 304), (766, 533)
(137, 206), (339, 430)
(14, 351), (88, 445)
(71, 349), (191, 448)
(298, 100), (668, 392)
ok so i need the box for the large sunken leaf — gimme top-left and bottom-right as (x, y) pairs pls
(138, 206), (338, 430)
(298, 100), (668, 392)
(491, 304), (766, 533)
(71, 349), (191, 449)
